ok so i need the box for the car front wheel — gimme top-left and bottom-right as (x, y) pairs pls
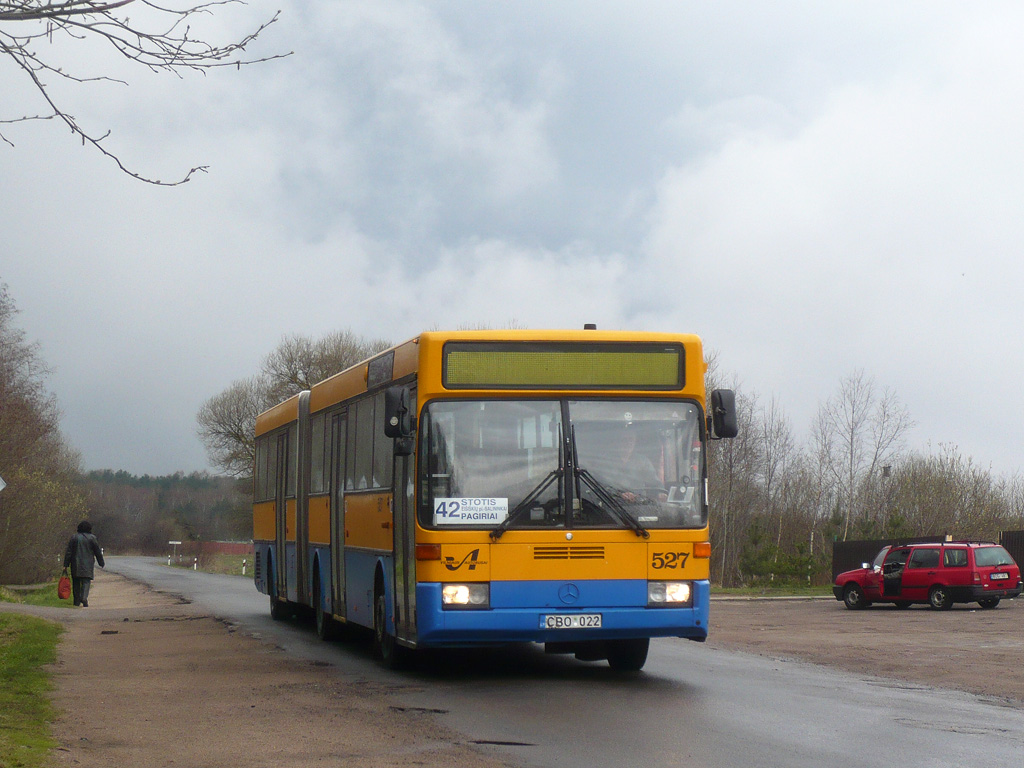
(843, 583), (868, 610)
(928, 585), (952, 610)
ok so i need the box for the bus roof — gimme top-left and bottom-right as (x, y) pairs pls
(254, 393), (300, 437)
(258, 329), (708, 429)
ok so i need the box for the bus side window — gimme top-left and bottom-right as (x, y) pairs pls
(266, 434), (279, 498)
(355, 398), (373, 489)
(310, 411), (326, 494)
(254, 436), (267, 501)
(372, 391), (392, 488)
(346, 402), (359, 490)
(287, 423), (297, 497)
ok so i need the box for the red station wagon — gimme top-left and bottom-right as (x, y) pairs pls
(833, 541), (1022, 610)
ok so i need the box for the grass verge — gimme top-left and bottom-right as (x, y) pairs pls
(0, 583), (70, 609)
(0, 613), (63, 768)
(713, 584), (834, 597)
(168, 553), (252, 577)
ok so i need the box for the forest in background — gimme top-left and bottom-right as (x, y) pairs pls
(705, 365), (1024, 585)
(0, 285), (82, 583)
(82, 470), (250, 556)
(201, 335), (1024, 588)
(0, 285), (249, 583)
(3, 278), (1024, 585)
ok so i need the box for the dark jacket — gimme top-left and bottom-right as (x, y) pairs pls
(64, 533), (105, 578)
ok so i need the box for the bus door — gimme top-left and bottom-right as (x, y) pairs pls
(295, 393), (310, 606)
(392, 438), (417, 645)
(330, 413), (347, 618)
(274, 430), (289, 603)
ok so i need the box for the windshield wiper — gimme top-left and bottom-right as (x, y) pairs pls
(489, 469), (561, 541)
(490, 426), (564, 541)
(570, 426), (649, 538)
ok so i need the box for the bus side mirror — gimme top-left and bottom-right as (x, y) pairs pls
(384, 386), (415, 438)
(709, 389), (738, 439)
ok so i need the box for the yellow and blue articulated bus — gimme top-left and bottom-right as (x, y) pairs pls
(253, 329), (737, 671)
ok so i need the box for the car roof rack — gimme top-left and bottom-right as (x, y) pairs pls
(889, 540), (997, 548)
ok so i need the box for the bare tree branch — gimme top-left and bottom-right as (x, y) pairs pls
(0, 0), (291, 185)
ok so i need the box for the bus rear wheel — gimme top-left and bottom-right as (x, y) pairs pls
(314, 574), (337, 641)
(607, 638), (649, 671)
(268, 567), (291, 621)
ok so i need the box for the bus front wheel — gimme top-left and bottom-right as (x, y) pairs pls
(373, 586), (406, 668)
(607, 638), (649, 671)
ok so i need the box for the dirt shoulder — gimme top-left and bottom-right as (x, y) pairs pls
(4, 573), (1021, 767)
(6, 571), (515, 768)
(707, 595), (1024, 706)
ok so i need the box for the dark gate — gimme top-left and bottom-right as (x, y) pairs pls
(1000, 530), (1024, 567)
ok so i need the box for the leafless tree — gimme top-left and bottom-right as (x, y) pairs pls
(889, 444), (1022, 540)
(195, 374), (273, 478)
(0, 0), (288, 184)
(812, 370), (913, 540)
(197, 330), (392, 478)
(262, 331), (391, 403)
(758, 396), (796, 569)
(705, 360), (761, 586)
(0, 284), (84, 582)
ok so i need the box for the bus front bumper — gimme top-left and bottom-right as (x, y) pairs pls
(414, 579), (710, 647)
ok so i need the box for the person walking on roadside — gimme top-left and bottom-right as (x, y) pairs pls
(63, 521), (105, 607)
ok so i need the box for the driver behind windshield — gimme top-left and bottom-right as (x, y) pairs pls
(581, 423), (665, 502)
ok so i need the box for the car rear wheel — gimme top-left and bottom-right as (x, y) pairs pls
(894, 601), (912, 610)
(977, 597), (1000, 609)
(928, 585), (952, 610)
(843, 583), (868, 610)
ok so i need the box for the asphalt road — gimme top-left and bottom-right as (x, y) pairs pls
(107, 557), (1024, 768)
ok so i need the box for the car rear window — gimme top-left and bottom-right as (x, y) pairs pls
(973, 546), (1015, 567)
(943, 548), (968, 567)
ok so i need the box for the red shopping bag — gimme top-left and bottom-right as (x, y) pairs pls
(57, 570), (71, 600)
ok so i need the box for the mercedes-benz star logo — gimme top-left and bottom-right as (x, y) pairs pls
(558, 583), (580, 604)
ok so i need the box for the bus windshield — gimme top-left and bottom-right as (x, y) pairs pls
(419, 399), (705, 531)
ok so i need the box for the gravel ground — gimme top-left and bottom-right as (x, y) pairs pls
(3, 571), (1021, 767)
(707, 594), (1024, 707)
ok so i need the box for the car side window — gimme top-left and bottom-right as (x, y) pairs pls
(883, 548), (911, 572)
(908, 548), (940, 569)
(943, 548), (968, 568)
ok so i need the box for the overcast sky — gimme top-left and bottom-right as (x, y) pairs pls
(3, 2), (1024, 478)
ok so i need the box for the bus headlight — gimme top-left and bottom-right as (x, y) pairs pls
(648, 581), (693, 607)
(441, 583), (490, 609)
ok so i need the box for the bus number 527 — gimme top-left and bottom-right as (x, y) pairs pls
(652, 552), (689, 569)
